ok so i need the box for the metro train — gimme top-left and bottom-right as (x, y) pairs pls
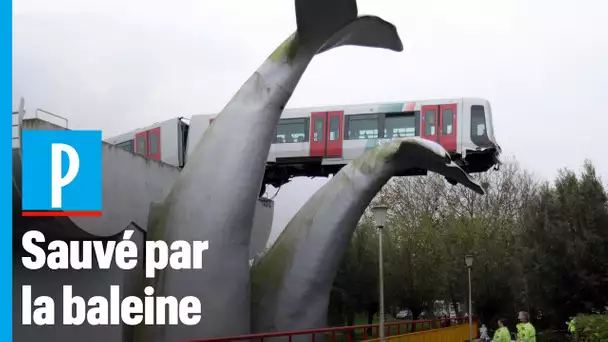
(105, 97), (501, 195)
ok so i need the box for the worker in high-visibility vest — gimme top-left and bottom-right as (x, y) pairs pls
(492, 318), (510, 342)
(516, 311), (536, 342)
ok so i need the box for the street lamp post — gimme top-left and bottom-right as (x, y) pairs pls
(372, 205), (388, 342)
(465, 254), (474, 342)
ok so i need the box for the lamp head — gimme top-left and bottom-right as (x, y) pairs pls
(465, 254), (474, 268)
(371, 204), (389, 228)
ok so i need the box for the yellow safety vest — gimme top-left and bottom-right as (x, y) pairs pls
(493, 326), (511, 342)
(517, 322), (536, 342)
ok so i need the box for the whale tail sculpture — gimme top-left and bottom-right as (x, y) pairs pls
(135, 1), (405, 341)
(292, 0), (403, 55)
(251, 138), (483, 337)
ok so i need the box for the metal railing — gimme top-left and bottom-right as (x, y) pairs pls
(34, 108), (68, 128)
(11, 100), (69, 150)
(175, 317), (471, 342)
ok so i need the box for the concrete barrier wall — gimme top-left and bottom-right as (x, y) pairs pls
(71, 141), (180, 236)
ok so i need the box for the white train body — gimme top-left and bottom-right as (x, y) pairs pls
(106, 117), (190, 168)
(106, 97), (501, 190)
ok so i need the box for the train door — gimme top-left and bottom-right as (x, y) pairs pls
(421, 104), (458, 152)
(135, 131), (148, 156)
(439, 104), (457, 151)
(421, 105), (439, 143)
(148, 127), (162, 161)
(135, 128), (162, 161)
(310, 111), (344, 157)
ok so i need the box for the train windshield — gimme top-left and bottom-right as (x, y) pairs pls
(470, 105), (493, 147)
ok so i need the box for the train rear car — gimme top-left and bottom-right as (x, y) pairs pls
(105, 117), (190, 167)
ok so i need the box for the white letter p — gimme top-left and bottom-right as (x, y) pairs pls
(51, 143), (80, 208)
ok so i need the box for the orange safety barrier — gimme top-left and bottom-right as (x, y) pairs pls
(365, 321), (478, 342)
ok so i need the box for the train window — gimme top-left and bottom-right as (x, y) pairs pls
(329, 116), (340, 141)
(470, 105), (487, 137)
(470, 105), (494, 147)
(385, 114), (415, 138)
(116, 140), (134, 153)
(313, 117), (324, 142)
(149, 131), (159, 154)
(442, 109), (453, 135)
(425, 110), (436, 136)
(276, 119), (308, 143)
(137, 135), (147, 155)
(347, 116), (379, 139)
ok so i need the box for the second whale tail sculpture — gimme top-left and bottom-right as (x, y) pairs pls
(138, 1), (404, 341)
(251, 138), (484, 337)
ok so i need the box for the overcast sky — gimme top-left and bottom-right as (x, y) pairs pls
(13, 0), (608, 244)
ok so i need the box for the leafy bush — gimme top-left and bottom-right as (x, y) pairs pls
(574, 314), (608, 341)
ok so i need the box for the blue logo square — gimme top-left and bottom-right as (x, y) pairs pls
(22, 130), (102, 213)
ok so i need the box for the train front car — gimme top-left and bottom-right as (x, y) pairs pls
(458, 98), (501, 173)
